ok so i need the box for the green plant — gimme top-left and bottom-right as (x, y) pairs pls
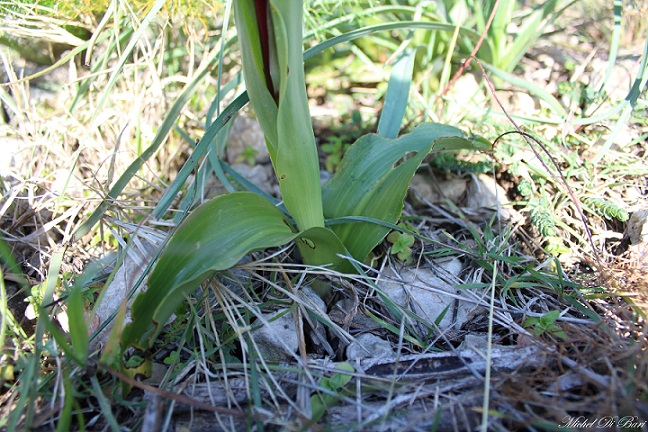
(583, 197), (629, 222)
(309, 362), (354, 424)
(529, 197), (557, 238)
(321, 136), (351, 172)
(236, 144), (259, 165)
(119, 1), (489, 350)
(523, 310), (568, 341)
(386, 223), (416, 263)
(320, 110), (364, 172)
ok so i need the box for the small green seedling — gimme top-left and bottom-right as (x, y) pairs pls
(236, 145), (259, 166)
(523, 310), (567, 341)
(321, 136), (351, 173)
(309, 362), (354, 423)
(387, 223), (416, 263)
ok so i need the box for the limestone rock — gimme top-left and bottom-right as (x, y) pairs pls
(226, 114), (268, 163)
(89, 240), (159, 351)
(251, 309), (298, 361)
(410, 174), (467, 205)
(230, 163), (277, 196)
(347, 333), (393, 361)
(625, 209), (648, 246)
(377, 259), (482, 337)
(463, 174), (516, 221)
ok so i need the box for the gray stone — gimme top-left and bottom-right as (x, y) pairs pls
(457, 334), (490, 352)
(226, 114), (268, 163)
(463, 174), (515, 221)
(251, 309), (298, 361)
(230, 163), (276, 196)
(346, 333), (393, 361)
(625, 209), (648, 246)
(410, 174), (467, 205)
(89, 240), (159, 351)
(300, 286), (327, 312)
(377, 259), (481, 336)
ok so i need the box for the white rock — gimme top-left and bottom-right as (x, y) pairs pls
(437, 256), (464, 277)
(251, 309), (298, 361)
(625, 209), (648, 246)
(230, 163), (276, 196)
(89, 241), (158, 351)
(463, 174), (515, 221)
(226, 114), (268, 163)
(377, 259), (480, 335)
(347, 333), (393, 361)
(410, 174), (467, 205)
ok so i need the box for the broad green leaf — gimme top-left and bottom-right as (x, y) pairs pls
(296, 227), (351, 273)
(322, 123), (488, 263)
(121, 192), (349, 349)
(122, 192), (298, 349)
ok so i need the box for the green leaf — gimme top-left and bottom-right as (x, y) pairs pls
(539, 309), (560, 327)
(272, 0), (325, 231)
(322, 123), (488, 263)
(233, 0), (279, 156)
(66, 287), (89, 366)
(121, 192), (350, 349)
(389, 231), (414, 260)
(310, 362), (354, 423)
(121, 192), (298, 349)
(296, 227), (351, 273)
(378, 47), (416, 139)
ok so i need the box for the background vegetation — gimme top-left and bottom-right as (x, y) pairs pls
(1, 0), (647, 430)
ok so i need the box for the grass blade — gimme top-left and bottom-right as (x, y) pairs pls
(91, 0), (166, 117)
(304, 21), (490, 63)
(7, 250), (63, 430)
(377, 47), (416, 139)
(90, 376), (121, 432)
(151, 91), (249, 219)
(592, 25), (648, 163)
(481, 62), (568, 117)
(72, 55), (225, 241)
